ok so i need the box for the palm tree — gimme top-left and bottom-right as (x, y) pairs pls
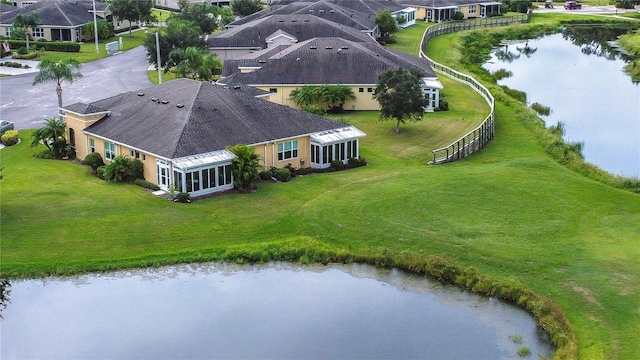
(12, 12), (39, 50)
(30, 117), (67, 157)
(32, 58), (83, 110)
(289, 86), (321, 108)
(320, 85), (357, 113)
(169, 47), (222, 81)
(227, 144), (261, 192)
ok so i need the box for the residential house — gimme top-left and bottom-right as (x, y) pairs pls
(219, 37), (443, 111)
(62, 78), (366, 197)
(400, 0), (501, 22)
(208, 14), (378, 60)
(154, 0), (231, 10)
(0, 0), (130, 42)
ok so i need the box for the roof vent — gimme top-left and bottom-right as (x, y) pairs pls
(341, 46), (348, 49)
(319, 9), (324, 13)
(161, 100), (169, 104)
(304, 19), (309, 22)
(151, 97), (158, 102)
(278, 19), (284, 22)
(291, 19), (297, 22)
(310, 45), (317, 49)
(258, 59), (266, 63)
(325, 46), (333, 49)
(137, 92), (144, 96)
(176, 104), (185, 108)
(233, 85), (241, 89)
(330, 9), (335, 13)
(309, 9), (314, 13)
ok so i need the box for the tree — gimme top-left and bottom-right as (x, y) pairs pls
(373, 68), (429, 134)
(108, 0), (154, 37)
(172, 2), (218, 34)
(82, 20), (114, 40)
(12, 12), (39, 50)
(289, 86), (321, 108)
(227, 144), (261, 192)
(169, 46), (222, 80)
(230, 0), (263, 17)
(144, 18), (206, 69)
(319, 85), (357, 113)
(375, 9), (397, 42)
(103, 155), (133, 182)
(32, 58), (83, 110)
(30, 117), (67, 157)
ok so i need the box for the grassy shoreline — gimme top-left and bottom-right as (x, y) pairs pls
(2, 14), (639, 359)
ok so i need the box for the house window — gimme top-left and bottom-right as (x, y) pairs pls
(218, 164), (232, 186)
(142, 154), (146, 160)
(269, 88), (277, 93)
(367, 88), (373, 93)
(5, 27), (12, 37)
(359, 88), (364, 93)
(278, 140), (298, 161)
(469, 5), (477, 13)
(173, 171), (183, 192)
(31, 27), (44, 37)
(89, 138), (95, 153)
(104, 141), (115, 160)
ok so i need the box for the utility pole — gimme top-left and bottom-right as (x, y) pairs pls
(156, 31), (162, 84)
(93, 0), (99, 54)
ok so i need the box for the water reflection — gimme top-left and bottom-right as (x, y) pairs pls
(0, 278), (10, 319)
(483, 32), (640, 178)
(562, 24), (638, 63)
(0, 263), (553, 359)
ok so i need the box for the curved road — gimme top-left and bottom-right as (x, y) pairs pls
(0, 46), (152, 130)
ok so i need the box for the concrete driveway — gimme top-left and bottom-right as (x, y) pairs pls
(0, 45), (152, 130)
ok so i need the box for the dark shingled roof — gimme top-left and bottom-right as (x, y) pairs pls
(0, 3), (17, 13)
(220, 37), (436, 84)
(72, 79), (349, 159)
(64, 102), (108, 115)
(209, 14), (376, 50)
(0, 0), (94, 26)
(228, 0), (376, 31)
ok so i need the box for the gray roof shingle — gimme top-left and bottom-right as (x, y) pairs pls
(71, 79), (349, 159)
(0, 0), (95, 27)
(220, 37), (436, 84)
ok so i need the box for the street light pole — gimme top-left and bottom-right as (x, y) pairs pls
(93, 0), (99, 54)
(156, 31), (162, 84)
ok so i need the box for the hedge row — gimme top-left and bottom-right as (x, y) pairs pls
(4, 40), (80, 52)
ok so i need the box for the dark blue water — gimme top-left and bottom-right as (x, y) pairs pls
(483, 33), (640, 178)
(0, 263), (553, 359)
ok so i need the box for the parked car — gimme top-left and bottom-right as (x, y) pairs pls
(0, 120), (14, 135)
(564, 1), (582, 9)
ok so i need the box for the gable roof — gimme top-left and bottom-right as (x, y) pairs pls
(68, 79), (352, 160)
(220, 37), (437, 85)
(0, 0), (95, 27)
(209, 14), (376, 50)
(400, 0), (494, 7)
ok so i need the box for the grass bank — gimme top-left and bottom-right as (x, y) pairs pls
(35, 30), (147, 63)
(2, 16), (639, 359)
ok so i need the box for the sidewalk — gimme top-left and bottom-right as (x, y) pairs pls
(0, 57), (40, 75)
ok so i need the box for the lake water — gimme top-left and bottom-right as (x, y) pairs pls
(482, 32), (640, 178)
(0, 263), (553, 359)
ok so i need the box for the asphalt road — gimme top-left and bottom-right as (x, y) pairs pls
(0, 45), (152, 130)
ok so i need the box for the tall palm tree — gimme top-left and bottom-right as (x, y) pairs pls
(32, 58), (83, 110)
(227, 144), (261, 192)
(12, 12), (39, 50)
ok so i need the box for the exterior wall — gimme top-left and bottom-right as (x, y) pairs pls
(252, 136), (311, 170)
(255, 85), (380, 111)
(415, 7), (427, 19)
(65, 112), (106, 160)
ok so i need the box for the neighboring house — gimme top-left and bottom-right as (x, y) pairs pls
(154, 0), (231, 10)
(219, 37), (443, 111)
(0, 0), (129, 42)
(400, 0), (501, 22)
(208, 14), (378, 60)
(62, 78), (365, 197)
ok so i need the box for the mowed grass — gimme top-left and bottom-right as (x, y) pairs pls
(2, 18), (640, 359)
(37, 30), (147, 63)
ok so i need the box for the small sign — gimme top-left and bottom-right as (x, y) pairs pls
(106, 41), (119, 55)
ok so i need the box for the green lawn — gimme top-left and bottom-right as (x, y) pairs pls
(2, 16), (639, 360)
(36, 30), (147, 63)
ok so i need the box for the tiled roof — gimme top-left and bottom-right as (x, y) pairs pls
(0, 0), (94, 26)
(209, 14), (376, 49)
(73, 79), (349, 159)
(220, 37), (436, 84)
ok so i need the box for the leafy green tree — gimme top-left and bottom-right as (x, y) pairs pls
(169, 46), (222, 80)
(373, 68), (429, 134)
(231, 0), (263, 17)
(144, 18), (206, 69)
(84, 152), (105, 171)
(319, 85), (357, 113)
(375, 9), (397, 42)
(82, 20), (114, 40)
(103, 155), (133, 182)
(30, 118), (66, 156)
(12, 12), (39, 49)
(227, 144), (261, 192)
(289, 86), (321, 108)
(32, 58), (83, 109)
(217, 7), (236, 28)
(108, 0), (154, 37)
(171, 2), (218, 34)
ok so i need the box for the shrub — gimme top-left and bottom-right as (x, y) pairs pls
(83, 152), (105, 171)
(273, 167), (291, 182)
(347, 157), (360, 168)
(492, 68), (512, 80)
(438, 101), (449, 111)
(102, 155), (134, 182)
(51, 138), (71, 159)
(531, 102), (551, 116)
(15, 47), (27, 55)
(175, 192), (191, 203)
(134, 178), (160, 191)
(453, 12), (464, 21)
(259, 170), (273, 180)
(517, 346), (531, 356)
(12, 51), (38, 60)
(1, 130), (19, 146)
(130, 159), (144, 179)
(284, 163), (297, 177)
(96, 165), (106, 179)
(330, 159), (345, 170)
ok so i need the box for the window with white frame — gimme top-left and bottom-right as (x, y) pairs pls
(469, 5), (477, 13)
(278, 140), (298, 161)
(89, 138), (95, 153)
(5, 27), (12, 37)
(104, 141), (115, 160)
(31, 27), (44, 37)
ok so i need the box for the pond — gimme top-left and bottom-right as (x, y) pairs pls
(482, 28), (640, 178)
(0, 263), (553, 359)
